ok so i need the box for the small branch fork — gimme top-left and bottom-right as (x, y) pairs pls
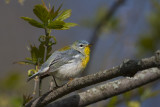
(25, 50), (160, 107)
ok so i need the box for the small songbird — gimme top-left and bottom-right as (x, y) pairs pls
(28, 40), (91, 87)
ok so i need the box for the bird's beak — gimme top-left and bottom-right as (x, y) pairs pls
(88, 44), (92, 47)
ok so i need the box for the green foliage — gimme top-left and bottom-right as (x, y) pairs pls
(28, 69), (37, 77)
(138, 36), (155, 52)
(123, 91), (132, 102)
(127, 101), (140, 107)
(0, 95), (23, 107)
(56, 9), (72, 21)
(10, 96), (23, 107)
(135, 1), (160, 107)
(0, 72), (22, 90)
(106, 86), (160, 107)
(62, 23), (78, 30)
(21, 3), (77, 30)
(107, 96), (118, 107)
(33, 5), (50, 23)
(0, 72), (26, 107)
(21, 17), (44, 28)
(16, 42), (45, 66)
(139, 88), (160, 101)
(30, 44), (41, 64)
(122, 87), (160, 107)
(47, 20), (65, 29)
(137, 0), (160, 56)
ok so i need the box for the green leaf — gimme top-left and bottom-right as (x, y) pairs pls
(107, 96), (118, 107)
(49, 6), (55, 20)
(139, 36), (155, 51)
(56, 9), (71, 21)
(14, 61), (35, 65)
(46, 46), (52, 59)
(55, 4), (63, 14)
(48, 4), (62, 20)
(30, 45), (39, 64)
(25, 57), (33, 61)
(28, 69), (36, 77)
(123, 91), (132, 101)
(127, 101), (140, 107)
(60, 23), (77, 30)
(38, 43), (45, 64)
(140, 88), (160, 101)
(138, 87), (145, 95)
(53, 4), (63, 19)
(21, 17), (44, 28)
(64, 22), (77, 27)
(47, 20), (65, 29)
(33, 5), (49, 23)
(152, 0), (160, 11)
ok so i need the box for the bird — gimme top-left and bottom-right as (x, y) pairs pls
(27, 40), (91, 87)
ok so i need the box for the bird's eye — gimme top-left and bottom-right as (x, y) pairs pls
(79, 44), (83, 47)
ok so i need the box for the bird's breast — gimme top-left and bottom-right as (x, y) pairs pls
(53, 59), (83, 80)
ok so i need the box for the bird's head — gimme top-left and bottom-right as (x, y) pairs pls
(71, 40), (91, 56)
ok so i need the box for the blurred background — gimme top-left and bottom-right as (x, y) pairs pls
(0, 0), (160, 107)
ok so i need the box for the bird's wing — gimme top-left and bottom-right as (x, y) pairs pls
(27, 51), (62, 81)
(27, 49), (81, 81)
(39, 45), (72, 71)
(49, 49), (81, 72)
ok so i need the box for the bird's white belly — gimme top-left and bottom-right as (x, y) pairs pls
(53, 60), (83, 80)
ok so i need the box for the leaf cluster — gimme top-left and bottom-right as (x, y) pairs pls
(21, 2), (77, 30)
(0, 72), (25, 107)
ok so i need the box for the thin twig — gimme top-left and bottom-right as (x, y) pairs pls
(90, 0), (125, 46)
(83, 0), (126, 76)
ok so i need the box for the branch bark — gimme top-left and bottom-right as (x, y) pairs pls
(47, 68), (160, 107)
(25, 50), (160, 107)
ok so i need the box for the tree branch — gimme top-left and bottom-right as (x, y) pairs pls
(84, 0), (126, 76)
(47, 68), (160, 107)
(25, 50), (160, 107)
(90, 0), (125, 49)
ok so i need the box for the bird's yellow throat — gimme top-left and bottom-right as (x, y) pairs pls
(84, 46), (90, 55)
(82, 46), (90, 68)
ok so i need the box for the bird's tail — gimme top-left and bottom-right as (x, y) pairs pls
(27, 72), (39, 82)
